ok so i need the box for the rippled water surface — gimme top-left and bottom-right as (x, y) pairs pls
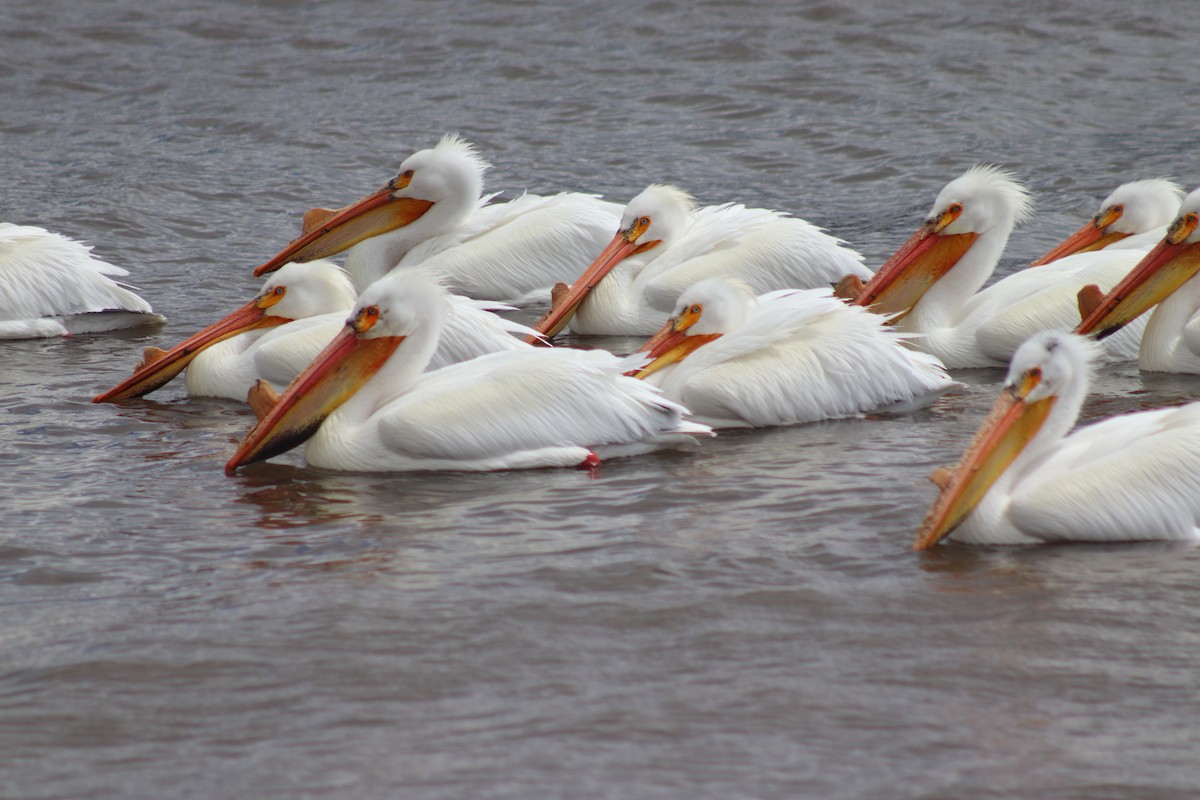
(4, 1), (1200, 797)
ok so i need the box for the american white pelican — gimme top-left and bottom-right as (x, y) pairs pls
(252, 134), (622, 305)
(225, 270), (710, 473)
(1074, 187), (1200, 372)
(93, 262), (534, 403)
(914, 331), (1200, 549)
(1029, 178), (1184, 266)
(630, 278), (953, 428)
(0, 223), (163, 339)
(529, 184), (870, 339)
(848, 166), (1147, 367)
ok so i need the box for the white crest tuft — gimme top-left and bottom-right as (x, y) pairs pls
(433, 133), (492, 175)
(958, 164), (1034, 225)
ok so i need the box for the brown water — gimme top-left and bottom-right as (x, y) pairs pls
(3, 1), (1200, 798)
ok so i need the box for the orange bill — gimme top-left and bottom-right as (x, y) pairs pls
(1074, 212), (1200, 339)
(629, 306), (719, 379)
(225, 312), (403, 473)
(1028, 205), (1129, 267)
(913, 370), (1056, 550)
(92, 293), (292, 403)
(852, 222), (979, 318)
(526, 217), (659, 343)
(253, 185), (434, 277)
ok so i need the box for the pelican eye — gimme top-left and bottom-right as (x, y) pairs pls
(258, 284), (287, 307)
(932, 203), (964, 230)
(689, 304), (702, 315)
(624, 217), (653, 242)
(1167, 212), (1199, 244)
(1012, 364), (1044, 395)
(390, 169), (415, 190)
(1096, 204), (1124, 228)
(354, 304), (381, 329)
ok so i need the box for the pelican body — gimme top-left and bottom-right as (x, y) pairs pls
(0, 223), (163, 339)
(226, 271), (710, 473)
(1029, 178), (1184, 266)
(253, 134), (622, 305)
(632, 278), (953, 429)
(94, 262), (535, 403)
(1074, 187), (1200, 372)
(850, 166), (1154, 368)
(915, 332), (1200, 548)
(531, 184), (870, 340)
(94, 261), (357, 402)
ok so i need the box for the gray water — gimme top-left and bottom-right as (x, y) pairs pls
(4, 1), (1200, 798)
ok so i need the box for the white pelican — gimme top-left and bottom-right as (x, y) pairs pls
(93, 262), (534, 403)
(252, 134), (621, 305)
(630, 278), (954, 428)
(0, 223), (163, 339)
(1028, 178), (1184, 266)
(1073, 187), (1200, 372)
(914, 331), (1200, 549)
(848, 165), (1149, 367)
(225, 270), (711, 473)
(529, 184), (870, 339)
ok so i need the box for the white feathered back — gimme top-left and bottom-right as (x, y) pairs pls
(0, 223), (154, 321)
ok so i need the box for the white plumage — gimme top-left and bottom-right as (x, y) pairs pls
(1073, 186), (1200, 373)
(94, 261), (535, 403)
(0, 223), (163, 339)
(853, 166), (1156, 367)
(1138, 275), (1200, 373)
(534, 184), (870, 338)
(254, 134), (622, 306)
(1029, 178), (1184, 265)
(916, 332), (1200, 548)
(184, 261), (358, 398)
(636, 278), (953, 429)
(969, 248), (1149, 363)
(190, 272), (536, 400)
(226, 270), (710, 473)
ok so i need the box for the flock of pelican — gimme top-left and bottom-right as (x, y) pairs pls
(7, 133), (1200, 550)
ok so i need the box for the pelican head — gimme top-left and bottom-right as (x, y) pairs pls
(392, 134), (488, 211)
(262, 259), (357, 317)
(93, 260), (354, 402)
(226, 271), (448, 472)
(632, 277), (750, 378)
(530, 184), (696, 340)
(1030, 178), (1185, 266)
(1075, 186), (1200, 339)
(914, 331), (1099, 550)
(932, 165), (1034, 237)
(253, 133), (490, 277)
(618, 184), (695, 250)
(853, 165), (1032, 316)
